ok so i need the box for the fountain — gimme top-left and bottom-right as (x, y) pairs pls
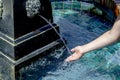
(0, 0), (62, 80)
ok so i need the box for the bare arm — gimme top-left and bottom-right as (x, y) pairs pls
(82, 18), (120, 53)
(65, 16), (120, 62)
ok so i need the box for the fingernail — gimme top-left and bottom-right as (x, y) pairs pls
(71, 49), (74, 51)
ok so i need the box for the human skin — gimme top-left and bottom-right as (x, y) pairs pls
(65, 15), (120, 62)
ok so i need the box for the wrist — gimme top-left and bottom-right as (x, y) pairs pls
(81, 44), (91, 54)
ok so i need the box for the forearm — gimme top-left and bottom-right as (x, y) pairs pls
(82, 30), (119, 53)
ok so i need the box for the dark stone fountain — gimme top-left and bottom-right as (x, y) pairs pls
(0, 0), (61, 80)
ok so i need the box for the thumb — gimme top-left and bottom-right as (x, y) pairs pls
(71, 48), (75, 52)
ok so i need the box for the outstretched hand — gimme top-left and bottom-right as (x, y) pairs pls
(65, 46), (85, 62)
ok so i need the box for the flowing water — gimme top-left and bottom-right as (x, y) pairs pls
(17, 1), (120, 80)
(38, 15), (71, 54)
(38, 1), (120, 80)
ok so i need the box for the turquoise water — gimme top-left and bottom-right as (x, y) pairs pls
(19, 1), (120, 80)
(40, 2), (120, 80)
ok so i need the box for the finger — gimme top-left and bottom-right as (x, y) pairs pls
(65, 57), (72, 62)
(71, 46), (79, 52)
(65, 53), (76, 62)
(65, 57), (76, 62)
(71, 48), (75, 52)
(65, 55), (72, 62)
(65, 58), (70, 62)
